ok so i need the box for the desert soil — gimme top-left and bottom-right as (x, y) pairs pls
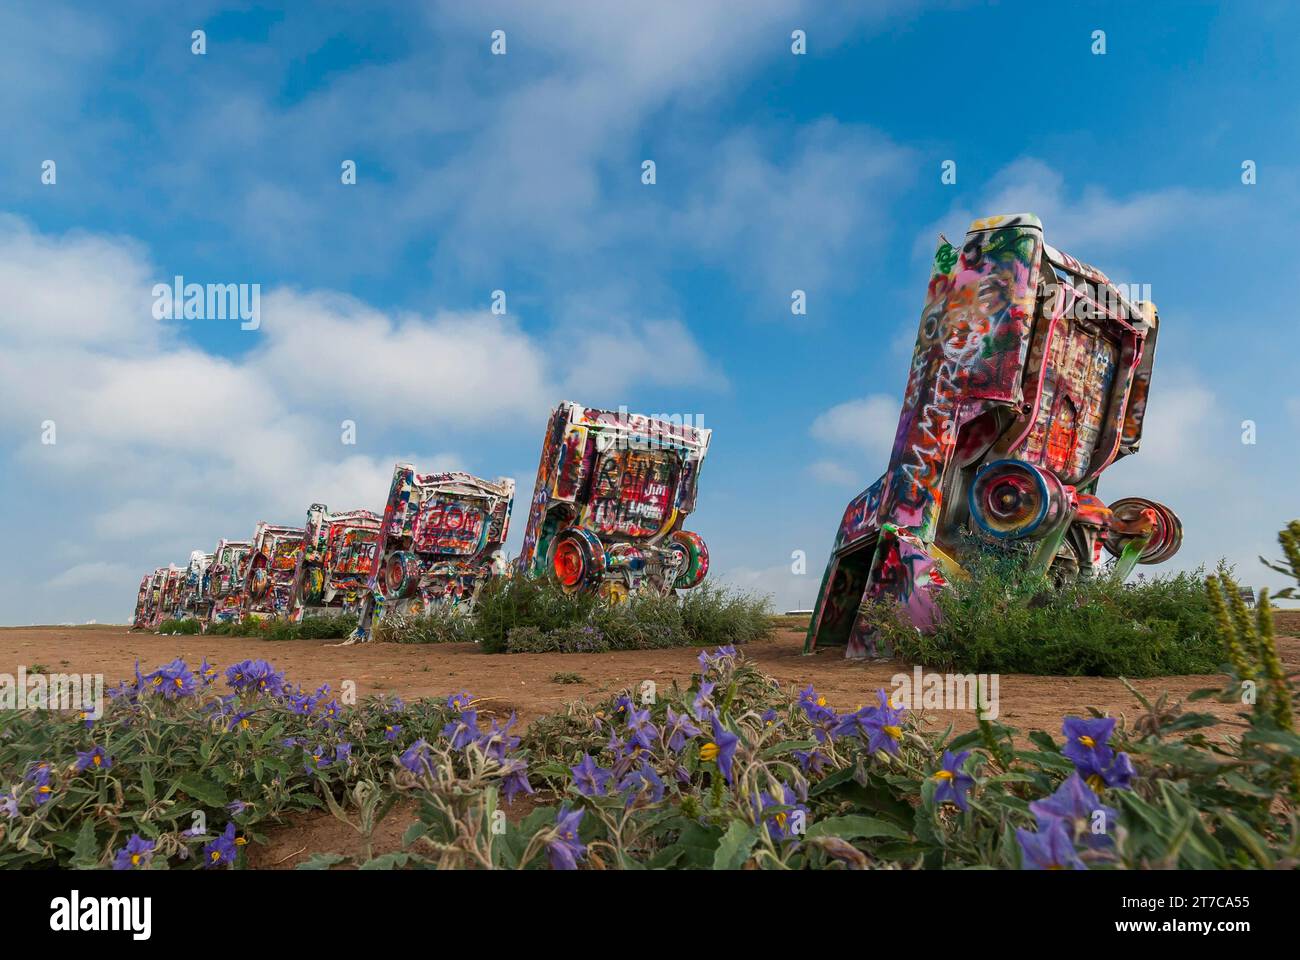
(3, 615), (1297, 868)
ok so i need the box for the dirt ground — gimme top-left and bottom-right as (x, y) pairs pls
(4, 617), (1296, 868)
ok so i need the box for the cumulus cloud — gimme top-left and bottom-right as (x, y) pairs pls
(0, 216), (719, 623)
(807, 392), (898, 486)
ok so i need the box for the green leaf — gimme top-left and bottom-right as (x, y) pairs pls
(806, 815), (907, 841)
(296, 852), (349, 870)
(359, 852), (410, 870)
(177, 773), (227, 808)
(70, 819), (100, 869)
(712, 821), (761, 870)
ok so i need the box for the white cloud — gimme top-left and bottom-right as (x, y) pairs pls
(0, 215), (720, 623)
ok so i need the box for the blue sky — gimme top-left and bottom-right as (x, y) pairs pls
(2, 0), (1297, 624)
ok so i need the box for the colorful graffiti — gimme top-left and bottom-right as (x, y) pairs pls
(289, 503), (383, 621)
(206, 539), (253, 624)
(806, 213), (1182, 658)
(241, 522), (307, 620)
(349, 464), (515, 641)
(518, 401), (712, 600)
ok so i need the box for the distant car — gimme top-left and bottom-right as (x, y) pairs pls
(140, 565), (184, 628)
(289, 503), (383, 621)
(132, 573), (153, 629)
(206, 538), (253, 624)
(805, 213), (1182, 658)
(240, 522), (307, 620)
(517, 401), (712, 600)
(353, 465), (515, 640)
(176, 550), (214, 620)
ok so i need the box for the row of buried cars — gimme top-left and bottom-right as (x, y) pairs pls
(131, 401), (713, 640)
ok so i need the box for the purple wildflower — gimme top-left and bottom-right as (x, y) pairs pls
(1017, 819), (1085, 870)
(931, 750), (975, 811)
(112, 834), (156, 871)
(202, 823), (241, 868)
(547, 808), (586, 870)
(144, 659), (197, 700)
(664, 707), (702, 752)
(570, 754), (613, 798)
(74, 746), (112, 773)
(702, 713), (740, 784)
(1029, 773), (1118, 849)
(400, 739), (434, 775)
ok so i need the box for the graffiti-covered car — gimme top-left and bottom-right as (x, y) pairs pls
(518, 401), (712, 600)
(176, 550), (214, 620)
(353, 466), (515, 639)
(240, 522), (307, 620)
(289, 503), (382, 621)
(206, 538), (253, 624)
(141, 565), (184, 628)
(132, 573), (154, 629)
(806, 213), (1182, 658)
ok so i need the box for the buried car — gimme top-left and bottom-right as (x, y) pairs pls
(176, 550), (215, 621)
(240, 522), (307, 620)
(289, 503), (383, 621)
(351, 465), (515, 640)
(517, 401), (712, 600)
(806, 213), (1182, 658)
(206, 538), (253, 624)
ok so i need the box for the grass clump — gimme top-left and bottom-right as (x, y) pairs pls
(379, 576), (772, 654)
(870, 545), (1221, 677)
(157, 618), (203, 635)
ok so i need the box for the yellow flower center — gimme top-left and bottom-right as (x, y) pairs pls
(151, 677), (163, 686)
(174, 677), (183, 687)
(883, 725), (902, 740)
(816, 696), (826, 707)
(239, 719), (250, 730)
(1086, 773), (1106, 794)
(700, 742), (720, 762)
(775, 812), (787, 828)
(131, 854), (141, 866)
(210, 850), (220, 862)
(934, 770), (953, 781)
(1078, 735), (1095, 748)
(93, 755), (102, 766)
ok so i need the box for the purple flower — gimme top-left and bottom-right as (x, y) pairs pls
(74, 746), (112, 773)
(383, 722), (402, 742)
(500, 758), (534, 804)
(447, 691), (474, 712)
(793, 747), (830, 777)
(400, 739), (434, 775)
(547, 808), (586, 870)
(225, 659), (286, 697)
(144, 659), (197, 700)
(798, 685), (837, 723)
(112, 834), (156, 871)
(932, 750), (974, 811)
(1017, 819), (1085, 870)
(202, 823), (241, 868)
(0, 793), (17, 818)
(692, 681), (716, 721)
(335, 742), (353, 766)
(697, 645), (738, 672)
(702, 713), (740, 784)
(571, 754), (613, 798)
(304, 743), (332, 774)
(1029, 773), (1118, 849)
(227, 800), (249, 816)
(198, 658), (219, 687)
(1061, 716), (1134, 792)
(859, 691), (906, 756)
(625, 706), (658, 752)
(664, 707), (701, 753)
(227, 711), (255, 732)
(1061, 716), (1116, 772)
(618, 762), (665, 807)
(26, 763), (54, 806)
(756, 783), (808, 842)
(442, 710), (481, 750)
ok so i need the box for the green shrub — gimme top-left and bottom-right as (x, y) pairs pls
(374, 609), (474, 644)
(461, 577), (771, 654)
(870, 547), (1221, 677)
(157, 619), (202, 635)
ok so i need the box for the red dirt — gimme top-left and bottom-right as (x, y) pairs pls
(5, 618), (1296, 868)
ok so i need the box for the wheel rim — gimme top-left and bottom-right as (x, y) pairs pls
(969, 461), (1053, 539)
(553, 539), (585, 589)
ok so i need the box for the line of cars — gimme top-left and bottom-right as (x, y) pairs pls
(131, 401), (715, 639)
